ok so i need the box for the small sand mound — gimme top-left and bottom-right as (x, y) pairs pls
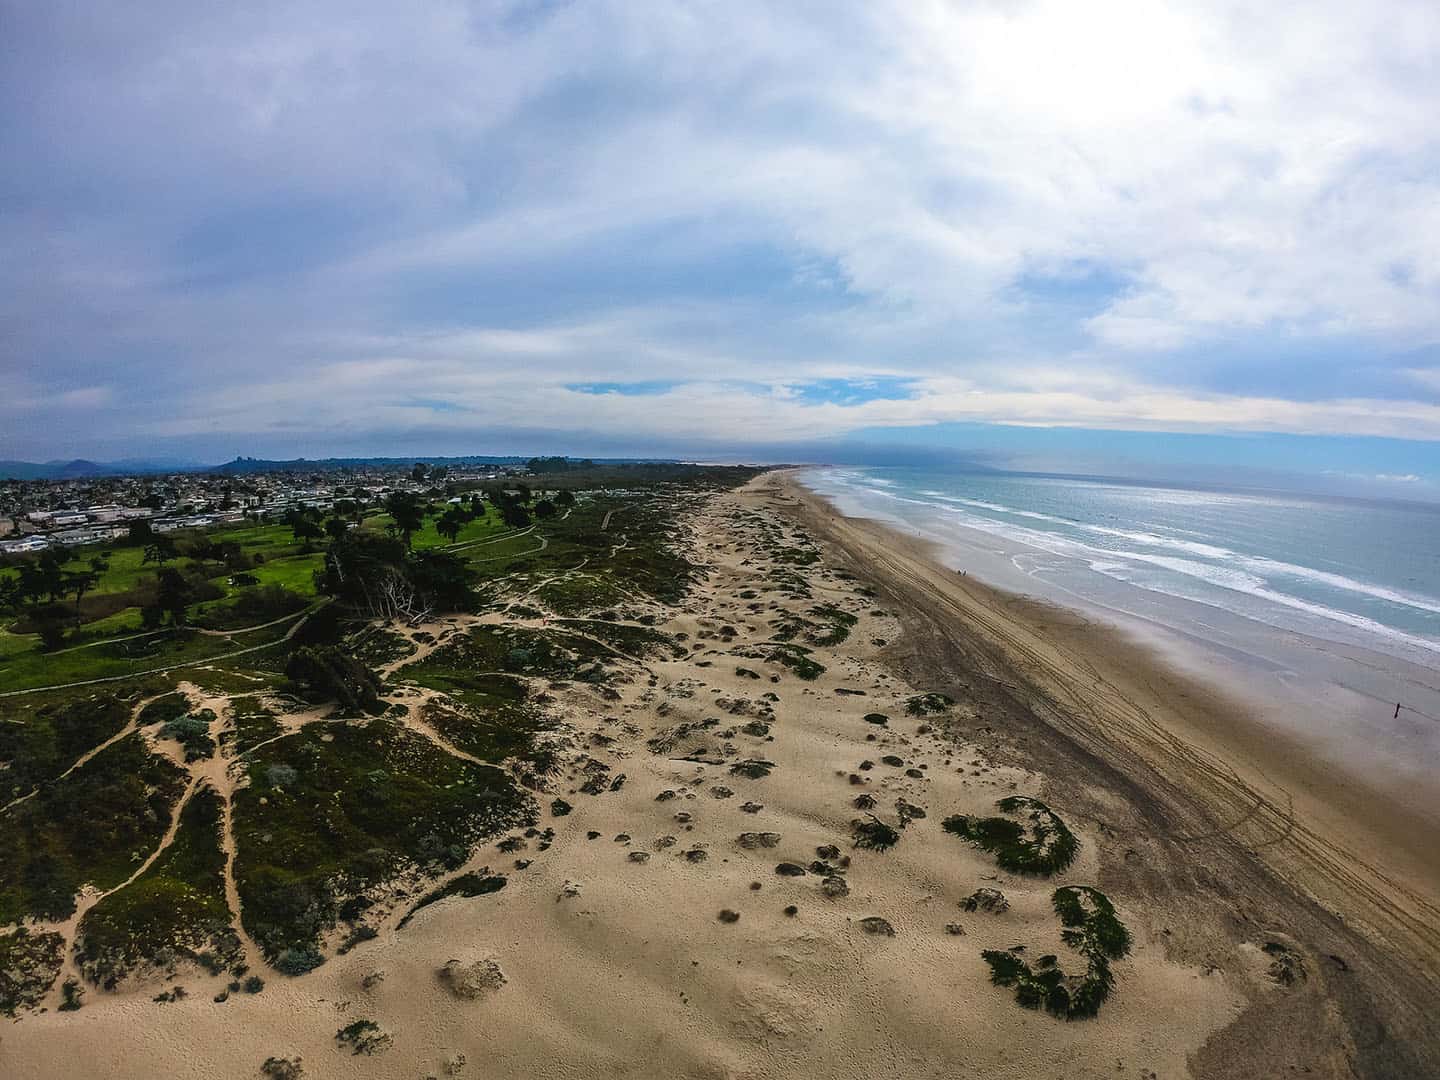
(961, 887), (1009, 913)
(439, 957), (507, 1000)
(738, 831), (782, 849)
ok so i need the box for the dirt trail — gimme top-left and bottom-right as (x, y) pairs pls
(0, 603), (323, 699)
(445, 523), (534, 552)
(37, 775), (203, 1009)
(467, 533), (547, 562)
(387, 684), (493, 768)
(1, 689), (174, 814)
(192, 605), (318, 637)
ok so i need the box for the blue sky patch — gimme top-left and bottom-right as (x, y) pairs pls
(567, 381), (681, 396)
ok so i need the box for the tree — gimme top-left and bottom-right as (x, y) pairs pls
(127, 520), (155, 545)
(186, 537), (221, 562)
(382, 491), (426, 549)
(143, 536), (179, 565)
(316, 531), (475, 621)
(35, 549), (69, 602)
(533, 499), (556, 519)
(555, 490), (576, 508)
(315, 532), (412, 619)
(324, 516), (350, 542)
(34, 605), (70, 650)
(285, 645), (384, 714)
(411, 463), (429, 483)
(156, 567), (192, 626)
(292, 516), (323, 548)
(435, 506), (466, 544)
(285, 509), (323, 550)
(217, 541), (248, 571)
(0, 574), (22, 615)
(66, 563), (102, 628)
(407, 550), (475, 612)
(500, 502), (530, 528)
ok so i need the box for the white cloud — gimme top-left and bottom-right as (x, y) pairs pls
(135, 323), (1440, 446)
(2, 0), (1439, 457)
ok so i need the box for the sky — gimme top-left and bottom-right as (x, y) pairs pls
(3, 1), (1439, 493)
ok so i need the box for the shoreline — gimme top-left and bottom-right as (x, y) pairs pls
(801, 466), (1440, 809)
(783, 469), (1440, 913)
(774, 469), (1440, 1066)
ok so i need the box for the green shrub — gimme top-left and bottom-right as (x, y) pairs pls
(274, 945), (324, 975)
(905, 692), (953, 715)
(851, 815), (900, 851)
(942, 796), (1078, 875)
(159, 711), (217, 761)
(981, 885), (1130, 1020)
(768, 644), (825, 680)
(336, 1019), (391, 1055)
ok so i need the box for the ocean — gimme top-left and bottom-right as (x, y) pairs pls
(807, 466), (1440, 665)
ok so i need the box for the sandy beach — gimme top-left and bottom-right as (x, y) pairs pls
(4, 471), (1437, 1079)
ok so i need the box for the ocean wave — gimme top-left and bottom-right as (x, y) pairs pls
(1085, 553), (1440, 655)
(1079, 523), (1236, 560)
(819, 471), (1440, 657)
(1238, 557), (1440, 618)
(891, 482), (1440, 620)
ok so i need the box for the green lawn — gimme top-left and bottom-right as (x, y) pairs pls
(361, 511), (508, 550)
(2, 505), (525, 690)
(203, 551), (323, 602)
(0, 620), (298, 694)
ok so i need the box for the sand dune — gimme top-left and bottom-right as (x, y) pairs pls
(5, 474), (1434, 1078)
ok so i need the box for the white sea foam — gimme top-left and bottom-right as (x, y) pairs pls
(813, 467), (1440, 657)
(1238, 556), (1440, 617)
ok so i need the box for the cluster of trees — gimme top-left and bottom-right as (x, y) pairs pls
(139, 532), (253, 573)
(526, 456), (595, 473)
(478, 486), (533, 527)
(270, 497), (376, 552)
(0, 549), (111, 647)
(0, 552), (99, 648)
(0, 523), (261, 649)
(315, 531), (474, 623)
(432, 493), (490, 542)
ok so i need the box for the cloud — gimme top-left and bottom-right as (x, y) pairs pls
(1, 0), (1438, 461)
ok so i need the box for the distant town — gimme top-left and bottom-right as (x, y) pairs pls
(0, 459), (563, 556)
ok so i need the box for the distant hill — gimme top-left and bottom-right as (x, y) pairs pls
(0, 454), (678, 480)
(207, 454), (678, 475)
(0, 457), (208, 480)
(209, 454), (531, 474)
(0, 459), (120, 480)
